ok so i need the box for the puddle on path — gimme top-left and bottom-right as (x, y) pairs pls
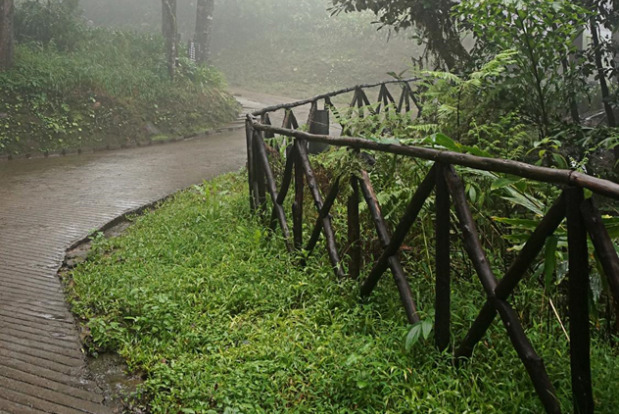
(88, 353), (144, 413)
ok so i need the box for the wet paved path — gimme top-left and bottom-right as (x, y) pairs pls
(0, 97), (264, 412)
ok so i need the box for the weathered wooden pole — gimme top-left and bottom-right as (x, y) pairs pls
(358, 170), (420, 324)
(295, 140), (345, 278)
(252, 132), (267, 215)
(254, 133), (293, 252)
(581, 198), (619, 304)
(347, 176), (361, 279)
(434, 163), (451, 351)
(293, 144), (304, 250)
(444, 166), (560, 414)
(305, 178), (341, 258)
(456, 194), (566, 359)
(566, 187), (594, 414)
(245, 118), (256, 211)
(250, 123), (619, 200)
(361, 165), (436, 296)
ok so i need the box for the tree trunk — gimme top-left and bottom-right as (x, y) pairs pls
(0, 0), (14, 70)
(162, 0), (178, 79)
(194, 0), (214, 65)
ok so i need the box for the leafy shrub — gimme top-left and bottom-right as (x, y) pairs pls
(0, 26), (236, 154)
(14, 0), (83, 50)
(67, 174), (619, 413)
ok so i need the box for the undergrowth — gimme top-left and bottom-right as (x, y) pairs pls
(0, 27), (238, 156)
(68, 173), (618, 413)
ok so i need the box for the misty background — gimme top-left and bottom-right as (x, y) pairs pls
(78, 0), (420, 97)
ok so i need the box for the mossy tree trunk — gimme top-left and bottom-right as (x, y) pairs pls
(194, 0), (214, 65)
(162, 0), (177, 79)
(0, 0), (13, 70)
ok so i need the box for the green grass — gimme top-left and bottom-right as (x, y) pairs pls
(0, 28), (238, 156)
(68, 173), (618, 413)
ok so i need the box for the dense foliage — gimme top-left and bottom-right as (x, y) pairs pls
(329, 0), (468, 69)
(68, 174), (618, 413)
(0, 0), (237, 155)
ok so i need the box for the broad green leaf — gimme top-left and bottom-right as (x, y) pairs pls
(501, 194), (544, 216)
(431, 133), (460, 152)
(421, 319), (433, 340)
(492, 217), (539, 229)
(491, 177), (521, 191)
(405, 323), (422, 351)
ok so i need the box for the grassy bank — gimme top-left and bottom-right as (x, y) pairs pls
(67, 172), (618, 413)
(0, 29), (238, 157)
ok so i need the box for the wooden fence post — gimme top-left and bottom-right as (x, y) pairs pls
(252, 131), (267, 215)
(347, 176), (361, 279)
(246, 117), (256, 211)
(293, 145), (304, 250)
(435, 163), (451, 352)
(566, 187), (594, 414)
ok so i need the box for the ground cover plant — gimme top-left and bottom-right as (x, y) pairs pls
(0, 1), (238, 156)
(68, 173), (618, 413)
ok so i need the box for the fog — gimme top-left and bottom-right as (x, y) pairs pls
(78, 0), (420, 96)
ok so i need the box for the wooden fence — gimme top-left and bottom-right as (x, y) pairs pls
(245, 79), (619, 414)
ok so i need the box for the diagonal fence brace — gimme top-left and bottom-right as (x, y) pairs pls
(455, 193), (567, 359)
(358, 170), (420, 324)
(444, 166), (561, 414)
(361, 164), (437, 297)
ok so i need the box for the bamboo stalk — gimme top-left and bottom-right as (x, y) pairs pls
(254, 133), (293, 252)
(251, 132), (267, 215)
(245, 117), (256, 211)
(249, 123), (619, 200)
(492, 298), (562, 414)
(348, 176), (361, 279)
(400, 83), (412, 113)
(276, 146), (295, 205)
(456, 194), (566, 359)
(445, 166), (560, 413)
(377, 85), (385, 114)
(358, 170), (420, 324)
(252, 78), (420, 116)
(296, 140), (345, 278)
(581, 198), (619, 304)
(261, 113), (275, 138)
(350, 88), (360, 109)
(293, 146), (304, 250)
(304, 177), (341, 258)
(361, 165), (437, 296)
(358, 88), (372, 107)
(443, 166), (497, 295)
(566, 187), (594, 414)
(282, 109), (299, 130)
(435, 163), (451, 351)
(407, 84), (422, 114)
(381, 84), (396, 107)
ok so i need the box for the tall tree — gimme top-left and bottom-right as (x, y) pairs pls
(194, 0), (214, 65)
(162, 0), (178, 79)
(0, 0), (13, 70)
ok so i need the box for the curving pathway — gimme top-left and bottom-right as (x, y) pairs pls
(0, 92), (283, 413)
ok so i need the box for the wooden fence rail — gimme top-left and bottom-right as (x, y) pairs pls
(245, 80), (619, 414)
